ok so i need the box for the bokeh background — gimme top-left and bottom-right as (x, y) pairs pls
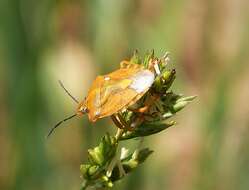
(1, 0), (249, 190)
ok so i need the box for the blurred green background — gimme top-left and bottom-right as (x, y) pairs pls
(1, 0), (249, 190)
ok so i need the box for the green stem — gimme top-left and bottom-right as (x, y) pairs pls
(80, 182), (88, 190)
(115, 128), (124, 141)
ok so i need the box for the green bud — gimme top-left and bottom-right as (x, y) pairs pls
(162, 70), (171, 81)
(130, 50), (140, 64)
(88, 134), (117, 166)
(99, 134), (111, 156)
(176, 95), (197, 103)
(88, 165), (100, 176)
(88, 148), (104, 165)
(152, 69), (176, 93)
(80, 164), (91, 175)
(143, 49), (154, 67)
(173, 101), (189, 112)
(162, 69), (176, 91)
(153, 75), (163, 92)
(107, 181), (113, 188)
(173, 96), (196, 112)
(101, 175), (109, 182)
(123, 160), (138, 169)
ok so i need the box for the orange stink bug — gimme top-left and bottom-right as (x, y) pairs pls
(47, 57), (161, 137)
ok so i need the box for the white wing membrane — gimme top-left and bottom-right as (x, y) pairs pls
(129, 70), (155, 93)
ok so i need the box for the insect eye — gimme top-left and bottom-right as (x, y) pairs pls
(82, 107), (89, 113)
(78, 105), (88, 114)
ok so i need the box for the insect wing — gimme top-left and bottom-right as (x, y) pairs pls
(85, 66), (154, 121)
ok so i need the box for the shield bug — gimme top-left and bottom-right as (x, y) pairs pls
(47, 58), (160, 137)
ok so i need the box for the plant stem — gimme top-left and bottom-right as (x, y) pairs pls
(115, 128), (124, 141)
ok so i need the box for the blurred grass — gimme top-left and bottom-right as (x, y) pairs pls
(1, 0), (249, 190)
(1, 1), (49, 190)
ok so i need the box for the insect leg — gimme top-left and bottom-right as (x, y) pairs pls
(111, 113), (132, 130)
(116, 113), (134, 131)
(111, 115), (125, 129)
(120, 60), (131, 68)
(128, 106), (149, 113)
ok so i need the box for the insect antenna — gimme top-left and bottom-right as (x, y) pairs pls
(58, 80), (79, 104)
(46, 114), (77, 138)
